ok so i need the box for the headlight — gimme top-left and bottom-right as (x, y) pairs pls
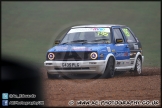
(48, 53), (55, 60)
(90, 52), (98, 60)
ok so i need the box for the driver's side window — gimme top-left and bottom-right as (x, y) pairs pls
(113, 28), (124, 43)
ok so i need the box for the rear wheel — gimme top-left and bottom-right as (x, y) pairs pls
(133, 57), (142, 75)
(102, 57), (115, 78)
(47, 72), (59, 79)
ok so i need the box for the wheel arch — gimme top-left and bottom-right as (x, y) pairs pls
(101, 53), (116, 74)
(132, 52), (142, 70)
(138, 55), (142, 62)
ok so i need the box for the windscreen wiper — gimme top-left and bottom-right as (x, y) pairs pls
(71, 40), (87, 43)
(60, 40), (87, 45)
(91, 38), (109, 42)
(60, 42), (70, 45)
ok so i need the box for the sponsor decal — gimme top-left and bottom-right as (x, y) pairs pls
(71, 47), (91, 51)
(116, 53), (124, 57)
(117, 61), (120, 65)
(125, 61), (129, 64)
(72, 47), (85, 50)
(116, 52), (129, 57)
(134, 44), (138, 49)
(115, 44), (124, 46)
(89, 62), (96, 64)
(131, 61), (134, 64)
(68, 28), (110, 33)
(124, 52), (128, 56)
(85, 48), (92, 51)
(100, 54), (104, 58)
(92, 28), (105, 31)
(107, 47), (111, 52)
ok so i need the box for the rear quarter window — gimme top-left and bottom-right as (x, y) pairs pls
(121, 28), (137, 43)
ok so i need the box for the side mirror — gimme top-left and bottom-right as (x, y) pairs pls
(55, 39), (61, 45)
(116, 38), (123, 43)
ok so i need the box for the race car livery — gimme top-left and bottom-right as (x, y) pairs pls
(44, 24), (144, 78)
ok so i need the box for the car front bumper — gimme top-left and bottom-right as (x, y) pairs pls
(44, 60), (107, 75)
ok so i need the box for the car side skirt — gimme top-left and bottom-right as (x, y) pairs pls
(115, 52), (144, 71)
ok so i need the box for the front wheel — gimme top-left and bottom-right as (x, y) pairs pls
(101, 57), (115, 78)
(133, 57), (142, 75)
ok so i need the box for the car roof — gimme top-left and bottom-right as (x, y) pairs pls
(72, 24), (126, 28)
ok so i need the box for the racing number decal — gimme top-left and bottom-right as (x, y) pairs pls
(97, 32), (108, 36)
(122, 28), (130, 37)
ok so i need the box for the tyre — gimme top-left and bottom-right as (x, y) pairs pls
(47, 72), (59, 79)
(102, 57), (115, 78)
(133, 57), (142, 75)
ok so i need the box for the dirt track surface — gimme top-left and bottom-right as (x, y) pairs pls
(41, 67), (161, 107)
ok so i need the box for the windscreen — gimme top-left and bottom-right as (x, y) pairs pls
(61, 27), (111, 44)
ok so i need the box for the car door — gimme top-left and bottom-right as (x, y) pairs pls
(112, 27), (130, 67)
(120, 27), (142, 65)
